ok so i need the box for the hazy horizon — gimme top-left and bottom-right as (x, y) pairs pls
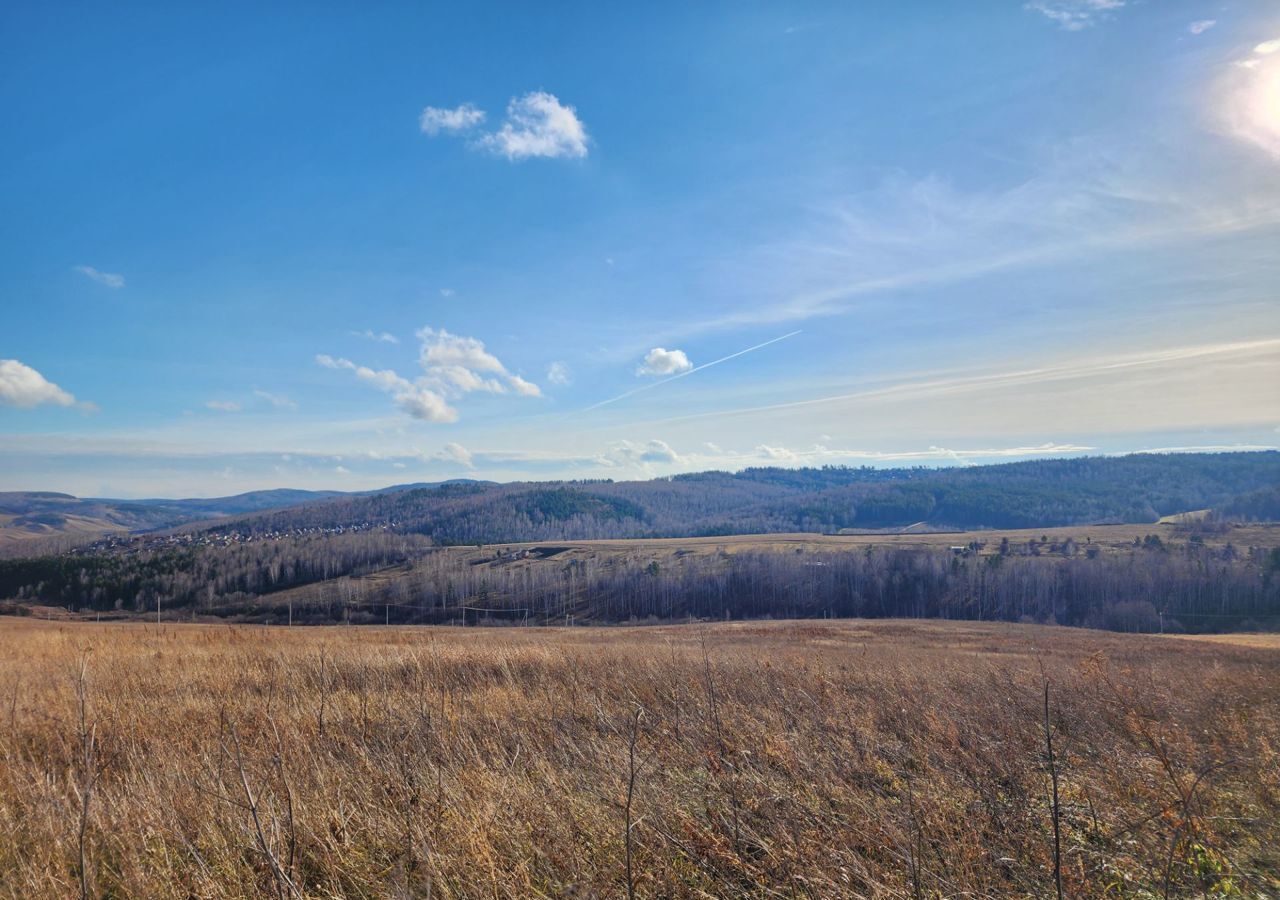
(4, 2), (1279, 497)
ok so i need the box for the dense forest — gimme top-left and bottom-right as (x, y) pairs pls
(204, 451), (1280, 543)
(3, 526), (1278, 633)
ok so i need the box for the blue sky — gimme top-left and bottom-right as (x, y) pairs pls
(2, 1), (1279, 497)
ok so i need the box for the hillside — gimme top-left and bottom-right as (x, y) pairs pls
(205, 451), (1280, 544)
(0, 481), (486, 551)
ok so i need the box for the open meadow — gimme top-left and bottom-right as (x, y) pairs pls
(1, 618), (1277, 898)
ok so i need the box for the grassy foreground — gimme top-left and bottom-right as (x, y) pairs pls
(0, 619), (1277, 898)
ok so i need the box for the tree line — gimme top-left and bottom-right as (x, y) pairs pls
(199, 452), (1280, 542)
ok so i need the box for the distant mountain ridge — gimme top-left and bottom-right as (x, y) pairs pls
(0, 480), (490, 549)
(3, 453), (1278, 552)
(199, 451), (1280, 545)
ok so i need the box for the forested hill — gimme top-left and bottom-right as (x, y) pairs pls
(206, 452), (1280, 544)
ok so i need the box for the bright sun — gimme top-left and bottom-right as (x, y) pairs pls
(1223, 49), (1280, 160)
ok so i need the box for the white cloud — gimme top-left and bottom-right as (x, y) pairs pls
(435, 442), (475, 468)
(316, 353), (458, 423)
(418, 327), (507, 373)
(598, 439), (685, 468)
(439, 288), (455, 298)
(419, 103), (486, 135)
(1255, 39), (1280, 55)
(637, 347), (693, 376)
(352, 329), (399, 344)
(0, 360), (81, 409)
(418, 327), (541, 396)
(479, 91), (589, 161)
(396, 387), (458, 422)
(253, 389), (297, 410)
(73, 265), (125, 289)
(508, 374), (542, 397)
(205, 400), (242, 412)
(755, 444), (799, 461)
(1132, 444), (1277, 454)
(546, 361), (572, 386)
(1188, 20), (1216, 35)
(317, 328), (540, 422)
(1025, 0), (1124, 31)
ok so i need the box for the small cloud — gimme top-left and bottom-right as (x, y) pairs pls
(600, 439), (684, 468)
(316, 354), (458, 423)
(508, 374), (542, 397)
(478, 91), (589, 161)
(435, 442), (475, 468)
(1256, 39), (1280, 55)
(1188, 20), (1216, 35)
(1024, 0), (1124, 31)
(419, 327), (507, 374)
(334, 465), (350, 475)
(73, 265), (125, 289)
(439, 288), (455, 298)
(419, 103), (486, 135)
(318, 327), (539, 423)
(755, 444), (799, 461)
(253, 389), (297, 410)
(546, 361), (572, 386)
(205, 400), (242, 412)
(637, 347), (693, 376)
(0, 359), (85, 409)
(352, 329), (399, 344)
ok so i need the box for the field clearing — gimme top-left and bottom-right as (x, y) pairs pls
(0, 513), (125, 549)
(0, 618), (1277, 898)
(493, 520), (1280, 555)
(1166, 631), (1280, 650)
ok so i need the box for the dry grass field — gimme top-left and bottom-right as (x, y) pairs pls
(1, 619), (1277, 898)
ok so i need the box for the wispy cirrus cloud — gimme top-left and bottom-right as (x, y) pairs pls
(205, 400), (242, 413)
(253, 389), (297, 410)
(73, 264), (124, 289)
(1188, 20), (1216, 36)
(671, 148), (1280, 339)
(1025, 0), (1124, 31)
(351, 329), (399, 344)
(635, 337), (1280, 444)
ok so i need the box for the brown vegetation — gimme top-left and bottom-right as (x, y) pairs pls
(1, 618), (1277, 897)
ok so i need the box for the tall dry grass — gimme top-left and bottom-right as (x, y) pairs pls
(0, 618), (1276, 898)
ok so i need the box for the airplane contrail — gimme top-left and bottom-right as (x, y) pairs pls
(579, 329), (802, 414)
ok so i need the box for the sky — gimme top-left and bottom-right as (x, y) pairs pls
(2, 0), (1279, 498)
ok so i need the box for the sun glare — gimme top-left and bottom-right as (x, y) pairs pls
(1224, 38), (1280, 158)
